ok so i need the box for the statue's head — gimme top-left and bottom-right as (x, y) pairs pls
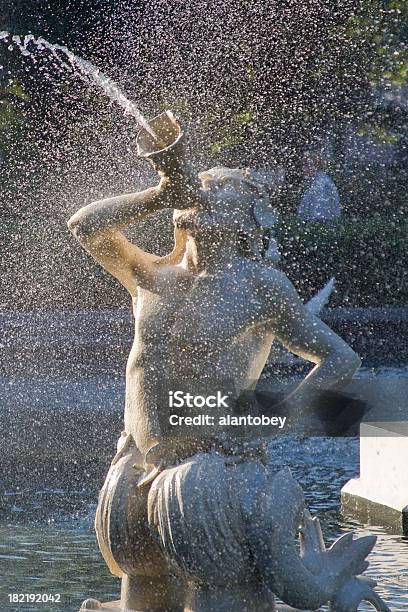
(136, 112), (282, 265)
(172, 166), (282, 264)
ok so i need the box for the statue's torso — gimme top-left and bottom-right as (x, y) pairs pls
(125, 259), (275, 456)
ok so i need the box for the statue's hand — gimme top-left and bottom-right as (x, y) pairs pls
(330, 576), (391, 611)
(159, 166), (204, 211)
(300, 510), (377, 602)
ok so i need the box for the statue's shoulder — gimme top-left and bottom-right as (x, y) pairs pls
(255, 265), (292, 295)
(254, 267), (302, 319)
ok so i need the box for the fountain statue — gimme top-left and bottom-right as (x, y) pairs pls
(68, 111), (390, 611)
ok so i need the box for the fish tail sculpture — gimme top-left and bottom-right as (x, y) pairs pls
(146, 455), (391, 611)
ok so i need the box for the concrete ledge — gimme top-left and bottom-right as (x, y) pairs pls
(341, 422), (408, 534)
(342, 488), (408, 535)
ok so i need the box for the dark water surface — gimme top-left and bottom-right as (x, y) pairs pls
(1, 437), (407, 611)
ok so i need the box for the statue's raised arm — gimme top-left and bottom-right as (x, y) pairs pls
(258, 266), (361, 430)
(67, 112), (196, 295)
(68, 181), (172, 294)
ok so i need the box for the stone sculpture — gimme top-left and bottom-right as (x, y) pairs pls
(69, 111), (390, 611)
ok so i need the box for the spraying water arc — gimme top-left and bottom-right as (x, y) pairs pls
(0, 31), (160, 142)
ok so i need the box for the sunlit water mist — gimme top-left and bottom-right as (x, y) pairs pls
(0, 10), (406, 611)
(0, 31), (157, 139)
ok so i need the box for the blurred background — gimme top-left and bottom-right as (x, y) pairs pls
(0, 0), (407, 310)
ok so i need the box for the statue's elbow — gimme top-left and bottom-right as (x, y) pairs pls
(334, 345), (361, 378)
(345, 346), (361, 372)
(67, 214), (78, 234)
(67, 209), (91, 239)
(67, 207), (83, 231)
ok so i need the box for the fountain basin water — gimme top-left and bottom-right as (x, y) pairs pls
(1, 437), (408, 611)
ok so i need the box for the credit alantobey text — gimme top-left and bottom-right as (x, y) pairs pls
(168, 390), (287, 429)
